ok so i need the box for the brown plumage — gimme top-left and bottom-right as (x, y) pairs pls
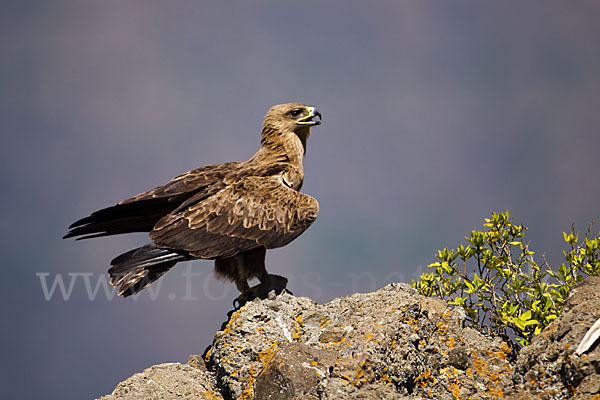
(64, 103), (322, 299)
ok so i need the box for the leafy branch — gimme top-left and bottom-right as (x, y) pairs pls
(412, 211), (600, 348)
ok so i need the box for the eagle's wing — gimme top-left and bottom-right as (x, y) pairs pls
(64, 162), (242, 239)
(149, 175), (319, 259)
(120, 162), (242, 204)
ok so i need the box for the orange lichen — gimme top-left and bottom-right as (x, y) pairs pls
(489, 372), (499, 385)
(257, 342), (280, 364)
(449, 382), (461, 400)
(354, 360), (375, 387)
(414, 369), (435, 389)
(436, 320), (448, 335)
(338, 360), (375, 388)
(238, 341), (281, 400)
(238, 365), (257, 400)
(378, 372), (392, 385)
(318, 317), (331, 329)
(440, 366), (459, 378)
(486, 385), (503, 398)
(446, 336), (456, 350)
(471, 351), (490, 377)
(292, 314), (303, 341)
(203, 389), (221, 399)
(355, 364), (364, 381)
(320, 330), (347, 345)
(494, 342), (511, 361)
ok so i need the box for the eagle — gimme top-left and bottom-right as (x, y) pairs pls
(64, 103), (322, 303)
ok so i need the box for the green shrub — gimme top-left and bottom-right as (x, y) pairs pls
(412, 211), (600, 348)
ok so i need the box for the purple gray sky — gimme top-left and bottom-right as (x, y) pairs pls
(2, 1), (600, 398)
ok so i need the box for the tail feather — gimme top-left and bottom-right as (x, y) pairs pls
(109, 243), (187, 297)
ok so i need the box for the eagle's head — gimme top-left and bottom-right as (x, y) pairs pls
(262, 103), (322, 138)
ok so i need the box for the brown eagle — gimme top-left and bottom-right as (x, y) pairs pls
(64, 103), (322, 303)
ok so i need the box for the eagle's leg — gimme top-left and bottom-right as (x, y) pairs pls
(215, 247), (289, 308)
(235, 279), (251, 293)
(244, 247), (288, 300)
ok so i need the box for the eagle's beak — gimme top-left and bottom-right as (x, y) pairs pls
(297, 107), (322, 126)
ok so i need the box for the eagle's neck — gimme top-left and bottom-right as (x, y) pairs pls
(253, 128), (307, 191)
(259, 128), (308, 166)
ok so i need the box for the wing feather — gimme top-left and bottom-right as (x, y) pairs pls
(64, 163), (243, 239)
(150, 175), (318, 258)
(119, 162), (241, 205)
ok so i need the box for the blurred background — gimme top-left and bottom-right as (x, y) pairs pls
(2, 1), (599, 398)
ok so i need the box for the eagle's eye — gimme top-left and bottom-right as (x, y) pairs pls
(288, 108), (303, 118)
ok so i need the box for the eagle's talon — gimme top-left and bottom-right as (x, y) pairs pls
(232, 298), (242, 309)
(260, 274), (288, 297)
(232, 291), (255, 309)
(233, 274), (289, 308)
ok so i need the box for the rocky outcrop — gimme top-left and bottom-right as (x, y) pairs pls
(99, 279), (600, 400)
(98, 358), (221, 399)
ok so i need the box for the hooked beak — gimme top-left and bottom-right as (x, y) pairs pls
(297, 107), (322, 126)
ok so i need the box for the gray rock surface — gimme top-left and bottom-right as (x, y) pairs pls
(98, 279), (600, 400)
(98, 357), (221, 399)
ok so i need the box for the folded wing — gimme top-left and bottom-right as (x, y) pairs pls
(150, 176), (319, 259)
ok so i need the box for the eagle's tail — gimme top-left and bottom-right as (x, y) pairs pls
(108, 243), (188, 297)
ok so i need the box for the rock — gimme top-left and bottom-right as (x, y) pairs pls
(98, 356), (221, 399)
(511, 276), (600, 400)
(253, 342), (334, 399)
(97, 278), (600, 400)
(204, 283), (513, 399)
(448, 346), (470, 370)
